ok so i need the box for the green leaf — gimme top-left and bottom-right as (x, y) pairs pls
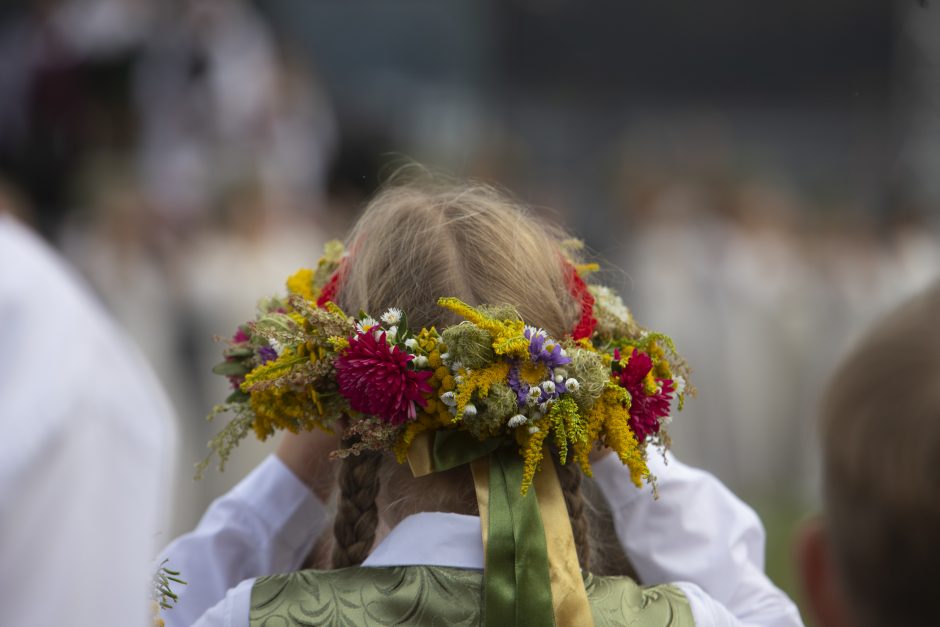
(399, 311), (409, 338)
(225, 390), (250, 404)
(224, 346), (255, 358)
(212, 361), (252, 376)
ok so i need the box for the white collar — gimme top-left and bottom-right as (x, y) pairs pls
(362, 512), (484, 570)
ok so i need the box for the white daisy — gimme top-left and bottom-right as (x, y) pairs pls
(380, 308), (402, 326)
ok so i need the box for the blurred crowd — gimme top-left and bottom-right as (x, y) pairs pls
(1, 0), (938, 540)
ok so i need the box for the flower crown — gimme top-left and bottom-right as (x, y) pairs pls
(201, 240), (691, 494)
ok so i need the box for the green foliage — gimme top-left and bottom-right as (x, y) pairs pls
(152, 559), (186, 611)
(195, 405), (254, 479)
(441, 322), (495, 369)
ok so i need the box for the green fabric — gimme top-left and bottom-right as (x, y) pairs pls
(429, 430), (501, 471)
(250, 565), (696, 627)
(484, 446), (554, 626)
(427, 434), (555, 626)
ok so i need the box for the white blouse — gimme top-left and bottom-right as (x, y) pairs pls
(161, 453), (804, 627)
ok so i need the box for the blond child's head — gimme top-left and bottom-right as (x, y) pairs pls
(324, 178), (601, 570)
(798, 282), (940, 627)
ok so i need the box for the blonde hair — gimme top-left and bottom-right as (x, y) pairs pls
(327, 179), (597, 569)
(820, 282), (940, 627)
(336, 182), (581, 337)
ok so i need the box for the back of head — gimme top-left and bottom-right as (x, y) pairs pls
(328, 178), (595, 569)
(819, 282), (940, 626)
(336, 181), (580, 336)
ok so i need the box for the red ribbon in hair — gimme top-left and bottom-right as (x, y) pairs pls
(563, 260), (597, 340)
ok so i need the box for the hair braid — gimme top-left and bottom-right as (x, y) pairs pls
(555, 456), (591, 572)
(331, 449), (382, 568)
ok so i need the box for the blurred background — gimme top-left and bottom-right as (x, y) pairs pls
(1, 0), (937, 618)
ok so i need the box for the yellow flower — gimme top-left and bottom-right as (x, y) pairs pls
(286, 268), (317, 302)
(519, 417), (550, 495)
(518, 361), (548, 386)
(575, 262), (600, 276)
(437, 297), (529, 359)
(454, 362), (511, 420)
(574, 383), (648, 486)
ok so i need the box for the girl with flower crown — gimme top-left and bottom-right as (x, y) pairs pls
(160, 181), (804, 626)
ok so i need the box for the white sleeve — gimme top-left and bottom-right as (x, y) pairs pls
(160, 455), (329, 627)
(593, 451), (804, 627)
(191, 578), (255, 627)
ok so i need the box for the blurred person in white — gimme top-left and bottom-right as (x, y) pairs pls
(0, 189), (176, 626)
(134, 0), (336, 228)
(796, 281), (940, 627)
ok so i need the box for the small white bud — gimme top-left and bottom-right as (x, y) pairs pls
(440, 391), (457, 407)
(440, 352), (450, 361)
(554, 374), (564, 385)
(559, 348), (568, 357)
(507, 414), (528, 428)
(462, 403), (478, 418)
(555, 368), (568, 379)
(528, 425), (541, 434)
(455, 374), (465, 385)
(564, 378), (580, 393)
(404, 338), (419, 350)
(541, 380), (556, 394)
(386, 325), (398, 343)
(414, 355), (428, 368)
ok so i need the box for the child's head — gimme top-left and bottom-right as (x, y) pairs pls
(327, 180), (595, 569)
(798, 282), (940, 627)
(336, 181), (581, 336)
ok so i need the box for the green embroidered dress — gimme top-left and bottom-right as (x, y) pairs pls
(250, 565), (694, 626)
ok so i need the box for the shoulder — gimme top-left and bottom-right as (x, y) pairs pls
(251, 566), (482, 626)
(586, 573), (695, 627)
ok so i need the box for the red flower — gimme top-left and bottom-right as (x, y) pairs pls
(563, 260), (597, 340)
(335, 329), (434, 424)
(316, 258), (348, 308)
(615, 349), (674, 442)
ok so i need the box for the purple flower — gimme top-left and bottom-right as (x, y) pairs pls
(257, 345), (278, 364)
(525, 327), (571, 369)
(508, 363), (528, 407)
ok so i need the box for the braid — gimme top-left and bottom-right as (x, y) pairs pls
(555, 457), (591, 572)
(331, 449), (382, 568)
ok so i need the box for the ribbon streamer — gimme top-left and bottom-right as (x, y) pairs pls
(408, 431), (593, 626)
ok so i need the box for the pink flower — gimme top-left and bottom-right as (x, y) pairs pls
(615, 349), (674, 442)
(232, 328), (250, 343)
(335, 329), (434, 424)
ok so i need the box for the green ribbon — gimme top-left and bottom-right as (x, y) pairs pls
(429, 432), (555, 627)
(430, 430), (501, 471)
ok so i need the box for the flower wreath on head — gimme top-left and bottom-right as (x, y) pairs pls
(199, 238), (692, 626)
